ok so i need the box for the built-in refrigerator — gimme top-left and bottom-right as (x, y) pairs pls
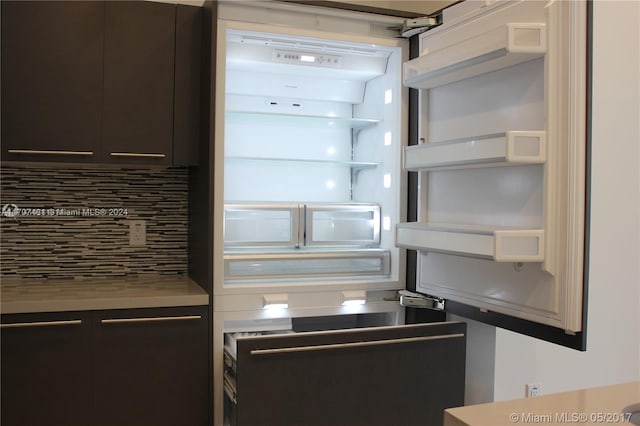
(212, 1), (588, 425)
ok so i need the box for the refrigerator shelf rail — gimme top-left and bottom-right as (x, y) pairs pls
(403, 22), (547, 89)
(404, 131), (546, 171)
(226, 110), (380, 129)
(396, 222), (545, 262)
(225, 156), (380, 170)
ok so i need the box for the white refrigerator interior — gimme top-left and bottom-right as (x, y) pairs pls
(220, 25), (405, 289)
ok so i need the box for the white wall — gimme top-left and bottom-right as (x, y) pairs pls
(491, 0), (640, 401)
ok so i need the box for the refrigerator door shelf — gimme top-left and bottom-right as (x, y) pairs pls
(403, 23), (546, 90)
(396, 223), (545, 263)
(404, 131), (546, 171)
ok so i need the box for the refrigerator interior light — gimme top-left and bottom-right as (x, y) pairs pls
(383, 174), (392, 188)
(384, 131), (392, 146)
(384, 89), (393, 104)
(263, 294), (289, 310)
(341, 290), (367, 306)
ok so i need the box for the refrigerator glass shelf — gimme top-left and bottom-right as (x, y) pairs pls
(226, 111), (380, 129)
(396, 222), (544, 262)
(225, 156), (380, 170)
(403, 23), (547, 90)
(404, 131), (546, 171)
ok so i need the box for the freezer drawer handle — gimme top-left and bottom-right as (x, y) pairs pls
(100, 315), (202, 324)
(7, 149), (94, 156)
(250, 333), (464, 356)
(0, 319), (83, 328)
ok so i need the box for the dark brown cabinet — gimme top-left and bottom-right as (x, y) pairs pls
(0, 311), (93, 426)
(0, 1), (104, 163)
(102, 1), (175, 166)
(0, 306), (209, 426)
(1, 1), (201, 166)
(92, 307), (209, 426)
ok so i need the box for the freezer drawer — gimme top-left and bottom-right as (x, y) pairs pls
(225, 322), (466, 426)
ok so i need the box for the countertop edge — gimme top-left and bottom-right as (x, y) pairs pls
(1, 276), (210, 314)
(1, 294), (210, 314)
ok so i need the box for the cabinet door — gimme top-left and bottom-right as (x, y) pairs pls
(0, 312), (92, 426)
(234, 322), (466, 426)
(1, 1), (103, 162)
(103, 1), (175, 165)
(92, 307), (209, 426)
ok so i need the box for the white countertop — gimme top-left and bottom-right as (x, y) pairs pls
(445, 381), (640, 426)
(0, 275), (209, 314)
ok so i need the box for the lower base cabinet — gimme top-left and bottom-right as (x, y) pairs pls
(0, 306), (209, 426)
(1, 311), (93, 426)
(92, 307), (209, 426)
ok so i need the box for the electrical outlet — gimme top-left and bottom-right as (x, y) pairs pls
(129, 220), (146, 247)
(526, 383), (542, 397)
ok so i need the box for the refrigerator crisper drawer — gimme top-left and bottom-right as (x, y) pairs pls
(226, 322), (466, 426)
(224, 249), (390, 280)
(224, 202), (381, 248)
(224, 203), (300, 247)
(305, 204), (381, 247)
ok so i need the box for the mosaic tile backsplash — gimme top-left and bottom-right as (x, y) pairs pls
(1, 166), (189, 279)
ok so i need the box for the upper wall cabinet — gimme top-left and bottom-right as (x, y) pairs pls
(1, 1), (104, 162)
(102, 1), (175, 166)
(0, 1), (201, 166)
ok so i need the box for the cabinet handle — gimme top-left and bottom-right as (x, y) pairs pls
(110, 152), (166, 158)
(7, 149), (94, 156)
(249, 333), (465, 356)
(0, 319), (83, 329)
(100, 315), (202, 324)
